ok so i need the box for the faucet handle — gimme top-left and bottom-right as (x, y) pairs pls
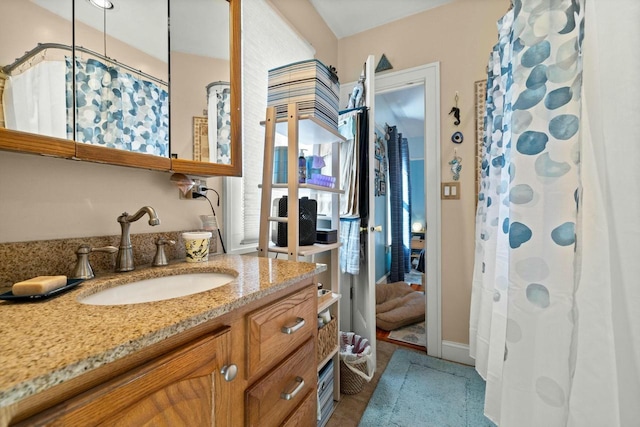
(153, 238), (176, 267)
(71, 244), (118, 280)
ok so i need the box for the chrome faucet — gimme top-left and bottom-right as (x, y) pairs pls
(115, 206), (160, 272)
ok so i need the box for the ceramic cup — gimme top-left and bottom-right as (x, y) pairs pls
(182, 231), (212, 263)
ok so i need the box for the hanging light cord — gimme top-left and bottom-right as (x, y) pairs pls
(193, 189), (226, 254)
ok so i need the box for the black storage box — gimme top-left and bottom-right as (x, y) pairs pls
(275, 196), (318, 247)
(316, 228), (337, 244)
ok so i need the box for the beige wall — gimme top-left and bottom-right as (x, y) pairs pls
(0, 1), (72, 66)
(273, 0), (507, 345)
(170, 52), (229, 159)
(0, 150), (223, 243)
(267, 0), (338, 67)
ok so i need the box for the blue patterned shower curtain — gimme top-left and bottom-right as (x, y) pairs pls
(386, 124), (411, 283)
(469, 0), (584, 425)
(67, 57), (169, 157)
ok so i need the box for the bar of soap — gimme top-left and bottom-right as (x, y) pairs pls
(12, 275), (68, 296)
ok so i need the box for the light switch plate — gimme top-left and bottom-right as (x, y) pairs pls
(441, 182), (460, 200)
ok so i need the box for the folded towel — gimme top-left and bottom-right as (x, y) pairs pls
(12, 275), (67, 296)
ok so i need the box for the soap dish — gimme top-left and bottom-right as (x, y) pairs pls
(0, 278), (84, 302)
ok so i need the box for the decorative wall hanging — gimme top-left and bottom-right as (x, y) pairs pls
(449, 150), (462, 181)
(451, 131), (464, 144)
(375, 54), (393, 73)
(448, 92), (461, 126)
(373, 131), (388, 196)
(193, 116), (209, 162)
(474, 79), (487, 204)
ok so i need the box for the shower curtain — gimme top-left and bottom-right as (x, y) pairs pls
(3, 60), (67, 139)
(386, 124), (411, 283)
(207, 82), (231, 164)
(470, 0), (640, 426)
(71, 57), (169, 157)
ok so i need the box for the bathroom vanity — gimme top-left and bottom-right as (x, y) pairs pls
(0, 255), (323, 426)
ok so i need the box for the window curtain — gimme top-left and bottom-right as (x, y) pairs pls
(468, 0), (639, 425)
(71, 57), (169, 157)
(223, 0), (314, 254)
(386, 124), (411, 283)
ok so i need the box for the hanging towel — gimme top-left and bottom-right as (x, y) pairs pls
(3, 60), (67, 139)
(339, 217), (360, 275)
(339, 112), (358, 216)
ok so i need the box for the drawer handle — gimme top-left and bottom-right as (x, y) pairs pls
(281, 317), (305, 334)
(220, 364), (238, 382)
(280, 376), (305, 400)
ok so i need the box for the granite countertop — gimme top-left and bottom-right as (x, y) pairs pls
(0, 254), (326, 409)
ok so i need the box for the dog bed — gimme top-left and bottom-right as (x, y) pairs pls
(376, 282), (425, 331)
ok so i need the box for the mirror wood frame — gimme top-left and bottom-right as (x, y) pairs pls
(0, 0), (242, 178)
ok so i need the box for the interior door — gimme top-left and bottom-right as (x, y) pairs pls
(348, 55), (378, 366)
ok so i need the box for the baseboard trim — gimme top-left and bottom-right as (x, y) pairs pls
(441, 341), (475, 366)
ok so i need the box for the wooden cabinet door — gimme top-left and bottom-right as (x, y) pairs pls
(21, 328), (232, 427)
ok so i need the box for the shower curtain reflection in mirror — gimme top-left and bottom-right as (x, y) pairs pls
(71, 57), (169, 157)
(3, 60), (67, 139)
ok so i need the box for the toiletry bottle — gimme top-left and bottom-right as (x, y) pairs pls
(298, 149), (306, 183)
(306, 155), (313, 181)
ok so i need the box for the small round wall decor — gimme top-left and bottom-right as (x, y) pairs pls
(451, 131), (464, 144)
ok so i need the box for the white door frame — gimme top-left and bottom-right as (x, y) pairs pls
(375, 63), (442, 358)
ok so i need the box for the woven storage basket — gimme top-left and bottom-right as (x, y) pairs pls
(317, 317), (337, 362)
(340, 359), (368, 395)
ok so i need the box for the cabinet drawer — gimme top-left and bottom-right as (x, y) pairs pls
(246, 338), (317, 427)
(282, 388), (317, 427)
(247, 286), (316, 376)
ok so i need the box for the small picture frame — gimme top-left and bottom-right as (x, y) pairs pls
(379, 179), (386, 196)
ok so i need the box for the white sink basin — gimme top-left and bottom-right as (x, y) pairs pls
(79, 273), (235, 305)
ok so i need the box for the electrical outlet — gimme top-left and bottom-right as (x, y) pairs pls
(179, 178), (206, 200)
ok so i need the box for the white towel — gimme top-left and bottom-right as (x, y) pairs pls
(3, 60), (67, 139)
(339, 218), (360, 275)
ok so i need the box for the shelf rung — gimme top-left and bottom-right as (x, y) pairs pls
(266, 242), (341, 257)
(259, 183), (344, 194)
(317, 346), (339, 372)
(318, 292), (341, 313)
(268, 216), (288, 223)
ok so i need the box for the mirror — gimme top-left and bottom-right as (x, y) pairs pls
(0, 0), (242, 177)
(0, 0), (73, 141)
(170, 0), (229, 164)
(74, 0), (170, 157)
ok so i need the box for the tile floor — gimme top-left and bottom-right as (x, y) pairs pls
(326, 340), (423, 427)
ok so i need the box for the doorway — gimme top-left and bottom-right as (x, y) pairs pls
(374, 63), (441, 357)
(339, 62), (441, 358)
(374, 83), (427, 350)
